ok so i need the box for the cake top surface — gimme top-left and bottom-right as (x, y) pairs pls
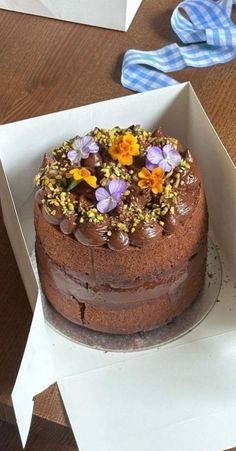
(34, 125), (200, 250)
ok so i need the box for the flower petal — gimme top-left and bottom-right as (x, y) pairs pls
(119, 153), (133, 166)
(72, 136), (99, 159)
(138, 167), (151, 179)
(167, 149), (181, 168)
(108, 133), (139, 165)
(85, 176), (97, 188)
(158, 159), (172, 172)
(152, 183), (163, 194)
(107, 179), (127, 201)
(138, 179), (149, 190)
(146, 146), (163, 164)
(81, 148), (90, 159)
(109, 146), (119, 160)
(152, 167), (164, 177)
(68, 168), (83, 181)
(95, 187), (109, 201)
(67, 150), (80, 164)
(72, 137), (82, 151)
(97, 198), (117, 213)
(146, 158), (156, 171)
(129, 144), (140, 156)
(82, 136), (99, 154)
(162, 144), (174, 158)
(80, 168), (91, 178)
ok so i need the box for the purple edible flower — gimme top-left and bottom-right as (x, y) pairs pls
(67, 135), (99, 165)
(146, 144), (181, 173)
(95, 179), (127, 214)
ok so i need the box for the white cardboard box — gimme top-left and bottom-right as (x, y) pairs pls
(0, 0), (143, 31)
(0, 83), (236, 451)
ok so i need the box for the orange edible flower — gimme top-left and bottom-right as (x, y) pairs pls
(138, 167), (164, 194)
(66, 167), (97, 188)
(108, 133), (140, 166)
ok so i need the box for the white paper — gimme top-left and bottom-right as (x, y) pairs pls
(58, 331), (236, 451)
(0, 0), (143, 31)
(0, 83), (236, 450)
(12, 296), (55, 447)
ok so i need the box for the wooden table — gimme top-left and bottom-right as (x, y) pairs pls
(0, 1), (235, 449)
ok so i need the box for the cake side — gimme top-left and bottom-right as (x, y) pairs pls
(35, 165), (208, 334)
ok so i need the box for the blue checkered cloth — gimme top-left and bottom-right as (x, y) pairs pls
(121, 0), (236, 92)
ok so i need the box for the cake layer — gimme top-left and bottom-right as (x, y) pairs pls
(36, 237), (206, 334)
(36, 237), (207, 308)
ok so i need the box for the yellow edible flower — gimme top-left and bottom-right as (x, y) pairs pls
(138, 167), (164, 194)
(108, 133), (140, 166)
(66, 168), (97, 188)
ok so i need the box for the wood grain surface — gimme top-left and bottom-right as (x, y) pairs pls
(0, 0), (235, 449)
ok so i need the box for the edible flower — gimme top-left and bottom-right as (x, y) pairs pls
(138, 167), (164, 194)
(146, 144), (181, 172)
(95, 179), (127, 213)
(108, 133), (140, 166)
(67, 135), (99, 165)
(66, 168), (97, 191)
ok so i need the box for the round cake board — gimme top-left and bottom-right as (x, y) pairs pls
(32, 239), (222, 353)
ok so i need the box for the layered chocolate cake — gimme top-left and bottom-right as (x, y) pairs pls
(34, 125), (208, 334)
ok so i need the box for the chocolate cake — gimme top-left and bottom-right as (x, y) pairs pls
(34, 125), (208, 334)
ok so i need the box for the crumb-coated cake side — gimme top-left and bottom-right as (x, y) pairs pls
(34, 125), (208, 334)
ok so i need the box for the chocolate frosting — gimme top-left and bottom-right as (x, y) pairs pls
(177, 142), (185, 155)
(152, 127), (164, 138)
(108, 230), (129, 251)
(60, 216), (77, 235)
(130, 222), (162, 247)
(164, 185), (198, 235)
(163, 213), (178, 235)
(41, 153), (56, 168)
(164, 191), (196, 235)
(79, 194), (95, 210)
(35, 188), (46, 205)
(74, 219), (109, 246)
(42, 205), (63, 225)
(82, 152), (102, 169)
(72, 180), (94, 196)
(176, 194), (193, 216)
(184, 149), (193, 162)
(164, 155), (201, 235)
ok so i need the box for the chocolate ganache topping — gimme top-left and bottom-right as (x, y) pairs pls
(130, 221), (162, 247)
(34, 125), (200, 250)
(74, 217), (109, 247)
(108, 230), (129, 251)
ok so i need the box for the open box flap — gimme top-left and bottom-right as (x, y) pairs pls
(0, 162), (38, 310)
